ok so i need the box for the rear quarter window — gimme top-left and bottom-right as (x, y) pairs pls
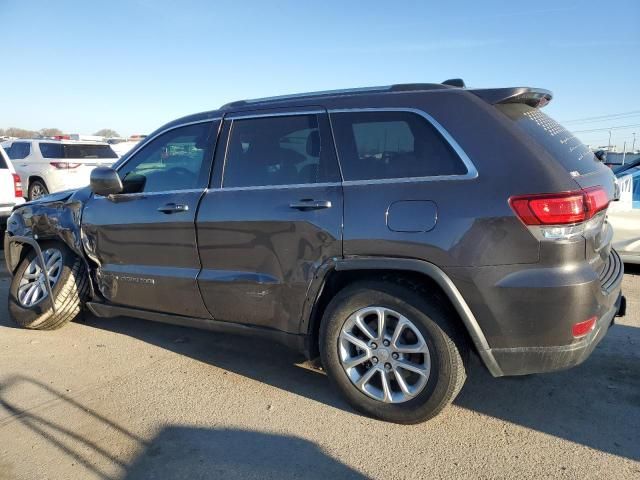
(330, 110), (467, 181)
(496, 104), (600, 176)
(0, 148), (7, 168)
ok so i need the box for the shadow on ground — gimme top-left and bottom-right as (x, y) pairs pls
(0, 376), (364, 479)
(73, 313), (640, 463)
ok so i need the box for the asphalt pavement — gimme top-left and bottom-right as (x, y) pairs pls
(0, 251), (638, 479)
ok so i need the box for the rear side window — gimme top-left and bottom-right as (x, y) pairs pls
(496, 104), (598, 176)
(6, 142), (31, 160)
(331, 111), (467, 181)
(223, 114), (339, 188)
(0, 148), (7, 168)
(39, 143), (118, 159)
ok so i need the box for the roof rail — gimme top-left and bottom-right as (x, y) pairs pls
(220, 82), (453, 109)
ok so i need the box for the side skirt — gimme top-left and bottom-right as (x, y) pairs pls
(86, 302), (306, 352)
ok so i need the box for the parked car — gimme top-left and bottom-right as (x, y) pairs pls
(609, 166), (640, 264)
(611, 157), (640, 175)
(3, 81), (625, 424)
(1, 139), (118, 199)
(0, 145), (25, 233)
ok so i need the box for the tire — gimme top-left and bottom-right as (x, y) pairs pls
(320, 280), (468, 424)
(28, 180), (49, 200)
(9, 241), (88, 330)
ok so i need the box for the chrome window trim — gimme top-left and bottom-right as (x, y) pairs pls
(328, 107), (479, 184)
(211, 182), (341, 193)
(95, 188), (205, 199)
(115, 118), (220, 173)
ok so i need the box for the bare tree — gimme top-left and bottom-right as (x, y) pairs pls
(94, 128), (120, 138)
(39, 128), (64, 137)
(4, 127), (38, 138)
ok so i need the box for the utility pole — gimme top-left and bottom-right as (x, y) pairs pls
(622, 141), (627, 164)
(608, 130), (612, 151)
(633, 132), (636, 153)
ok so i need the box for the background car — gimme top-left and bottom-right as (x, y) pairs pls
(611, 157), (640, 176)
(0, 145), (25, 233)
(1, 139), (118, 199)
(609, 166), (640, 264)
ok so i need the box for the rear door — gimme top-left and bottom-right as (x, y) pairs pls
(196, 108), (343, 333)
(82, 120), (220, 317)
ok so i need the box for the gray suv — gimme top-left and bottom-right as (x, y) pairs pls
(3, 80), (625, 424)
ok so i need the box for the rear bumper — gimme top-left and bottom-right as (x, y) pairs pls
(446, 249), (625, 376)
(490, 292), (622, 375)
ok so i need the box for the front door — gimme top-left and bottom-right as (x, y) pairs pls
(196, 108), (343, 333)
(82, 120), (220, 317)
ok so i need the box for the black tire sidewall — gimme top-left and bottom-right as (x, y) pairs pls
(320, 281), (462, 424)
(9, 241), (77, 327)
(29, 180), (48, 200)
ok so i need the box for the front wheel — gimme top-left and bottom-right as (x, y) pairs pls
(320, 281), (468, 424)
(9, 241), (88, 330)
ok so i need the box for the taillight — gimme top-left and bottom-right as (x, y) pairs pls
(572, 316), (597, 337)
(510, 186), (610, 240)
(12, 173), (23, 198)
(50, 162), (81, 169)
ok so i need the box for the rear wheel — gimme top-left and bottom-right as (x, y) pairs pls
(320, 281), (468, 424)
(28, 180), (48, 200)
(9, 241), (88, 330)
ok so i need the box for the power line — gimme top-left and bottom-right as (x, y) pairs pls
(561, 110), (640, 124)
(572, 123), (640, 133)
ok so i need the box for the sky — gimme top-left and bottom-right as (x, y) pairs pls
(1, 0), (639, 150)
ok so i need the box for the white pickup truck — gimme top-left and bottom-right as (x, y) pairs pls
(0, 145), (25, 233)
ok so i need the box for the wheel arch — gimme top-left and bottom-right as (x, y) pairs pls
(304, 257), (503, 377)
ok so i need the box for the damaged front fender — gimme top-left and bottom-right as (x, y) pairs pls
(3, 187), (96, 296)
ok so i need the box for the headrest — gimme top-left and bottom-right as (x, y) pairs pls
(306, 130), (320, 157)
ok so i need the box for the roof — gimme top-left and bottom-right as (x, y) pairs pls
(158, 80), (552, 136)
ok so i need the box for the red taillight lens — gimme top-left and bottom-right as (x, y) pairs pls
(572, 316), (597, 337)
(50, 162), (81, 169)
(584, 186), (609, 215)
(510, 186), (609, 226)
(12, 173), (23, 198)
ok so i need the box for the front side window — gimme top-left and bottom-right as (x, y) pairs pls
(223, 114), (337, 188)
(117, 122), (213, 193)
(331, 111), (467, 181)
(6, 142), (31, 160)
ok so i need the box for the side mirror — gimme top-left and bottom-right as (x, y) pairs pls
(595, 150), (607, 162)
(90, 167), (123, 196)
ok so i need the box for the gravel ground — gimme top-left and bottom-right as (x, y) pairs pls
(0, 251), (638, 480)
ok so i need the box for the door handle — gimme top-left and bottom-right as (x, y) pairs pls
(157, 203), (189, 214)
(289, 199), (332, 211)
